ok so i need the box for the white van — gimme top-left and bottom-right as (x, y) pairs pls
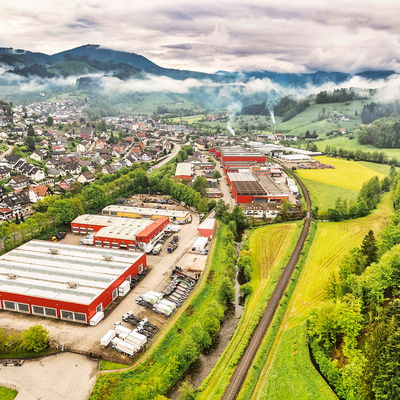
(152, 243), (162, 255)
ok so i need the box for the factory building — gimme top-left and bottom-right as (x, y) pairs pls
(226, 172), (289, 204)
(175, 162), (194, 180)
(102, 205), (192, 224)
(71, 214), (169, 250)
(212, 147), (266, 164)
(0, 241), (146, 324)
(197, 218), (216, 238)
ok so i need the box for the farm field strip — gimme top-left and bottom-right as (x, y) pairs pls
(196, 222), (301, 400)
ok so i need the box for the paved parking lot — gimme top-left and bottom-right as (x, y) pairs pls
(0, 353), (97, 400)
(0, 212), (205, 362)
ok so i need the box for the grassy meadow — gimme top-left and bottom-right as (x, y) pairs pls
(275, 100), (367, 137)
(297, 156), (389, 209)
(196, 222), (300, 399)
(240, 194), (393, 400)
(0, 387), (17, 400)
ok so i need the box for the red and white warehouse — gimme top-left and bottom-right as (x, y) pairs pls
(211, 147), (266, 164)
(0, 240), (147, 324)
(226, 172), (289, 204)
(71, 214), (169, 250)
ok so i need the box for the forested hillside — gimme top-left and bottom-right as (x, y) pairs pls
(307, 173), (400, 400)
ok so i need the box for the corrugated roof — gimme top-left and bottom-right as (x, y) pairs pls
(102, 205), (190, 218)
(0, 240), (144, 305)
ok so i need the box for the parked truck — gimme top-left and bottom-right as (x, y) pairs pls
(80, 234), (94, 245)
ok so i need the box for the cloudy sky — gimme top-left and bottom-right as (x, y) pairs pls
(1, 0), (400, 73)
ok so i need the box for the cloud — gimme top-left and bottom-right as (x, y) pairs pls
(99, 74), (209, 94)
(0, 1), (399, 73)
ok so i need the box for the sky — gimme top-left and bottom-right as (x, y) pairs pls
(1, 0), (400, 73)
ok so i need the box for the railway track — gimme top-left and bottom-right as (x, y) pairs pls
(222, 170), (312, 400)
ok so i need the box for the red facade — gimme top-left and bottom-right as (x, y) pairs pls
(0, 253), (147, 323)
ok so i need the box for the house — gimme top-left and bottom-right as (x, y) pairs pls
(29, 149), (46, 161)
(77, 171), (96, 184)
(59, 179), (74, 191)
(47, 168), (66, 178)
(0, 166), (11, 180)
(28, 185), (49, 203)
(8, 175), (30, 190)
(101, 165), (117, 174)
(0, 207), (13, 221)
(1, 192), (32, 217)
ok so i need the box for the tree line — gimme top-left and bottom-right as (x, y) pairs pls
(357, 119), (400, 149)
(315, 88), (363, 104)
(360, 101), (400, 124)
(318, 174), (393, 221)
(308, 172), (400, 400)
(324, 145), (400, 166)
(0, 324), (49, 354)
(273, 96), (310, 122)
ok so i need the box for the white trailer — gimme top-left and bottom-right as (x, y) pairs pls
(114, 323), (132, 336)
(140, 291), (163, 304)
(158, 298), (177, 309)
(89, 311), (104, 326)
(111, 337), (137, 357)
(124, 330), (147, 349)
(154, 302), (175, 317)
(118, 280), (130, 297)
(192, 236), (209, 254)
(100, 329), (116, 346)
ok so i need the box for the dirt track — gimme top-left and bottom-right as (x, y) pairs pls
(222, 169), (312, 400)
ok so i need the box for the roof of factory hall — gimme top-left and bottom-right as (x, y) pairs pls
(0, 240), (144, 305)
(232, 180), (265, 195)
(96, 217), (168, 241)
(175, 162), (193, 176)
(227, 172), (258, 182)
(102, 205), (190, 218)
(257, 175), (289, 196)
(220, 147), (264, 157)
(72, 214), (154, 230)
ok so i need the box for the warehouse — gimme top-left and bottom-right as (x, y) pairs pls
(198, 218), (216, 238)
(218, 147), (266, 164)
(227, 172), (289, 203)
(102, 205), (192, 224)
(71, 215), (169, 249)
(175, 162), (194, 180)
(0, 241), (146, 324)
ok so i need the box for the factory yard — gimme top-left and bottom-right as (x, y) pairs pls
(0, 209), (206, 363)
(0, 353), (97, 400)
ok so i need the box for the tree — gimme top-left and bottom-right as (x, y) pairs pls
(22, 324), (49, 352)
(27, 124), (35, 136)
(24, 135), (35, 152)
(360, 230), (378, 267)
(213, 170), (222, 179)
(177, 379), (196, 400)
(46, 116), (54, 126)
(192, 176), (208, 196)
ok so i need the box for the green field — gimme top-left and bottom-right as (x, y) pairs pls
(316, 136), (400, 159)
(197, 222), (300, 399)
(0, 387), (18, 400)
(243, 194), (393, 400)
(297, 156), (389, 209)
(276, 100), (368, 136)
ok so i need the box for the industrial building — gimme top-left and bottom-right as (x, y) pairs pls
(71, 214), (169, 250)
(211, 146), (266, 164)
(198, 218), (216, 238)
(175, 162), (194, 180)
(102, 205), (192, 224)
(226, 172), (289, 203)
(0, 241), (146, 324)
